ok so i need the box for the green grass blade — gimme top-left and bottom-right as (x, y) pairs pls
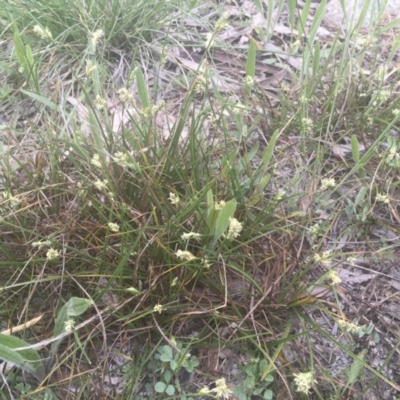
(298, 0), (311, 40)
(287, 0), (296, 30)
(254, 0), (263, 15)
(20, 89), (58, 111)
(246, 38), (256, 78)
(308, 0), (327, 45)
(312, 41), (321, 77)
(387, 31), (400, 63)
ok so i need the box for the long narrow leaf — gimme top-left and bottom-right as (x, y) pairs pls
(136, 67), (150, 110)
(308, 0), (327, 45)
(20, 89), (58, 111)
(213, 198), (237, 243)
(261, 129), (279, 173)
(0, 334), (44, 379)
(298, 0), (311, 39)
(312, 41), (321, 77)
(246, 38), (256, 79)
(351, 134), (360, 163)
(13, 30), (27, 74)
(51, 297), (93, 356)
(24, 44), (39, 91)
(287, 0), (297, 30)
(206, 188), (215, 230)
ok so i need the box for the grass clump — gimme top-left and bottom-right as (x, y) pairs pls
(1, 0), (400, 399)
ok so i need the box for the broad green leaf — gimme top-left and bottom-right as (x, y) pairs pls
(166, 385), (175, 396)
(345, 348), (367, 385)
(155, 381), (167, 393)
(351, 134), (360, 163)
(261, 129), (279, 172)
(13, 30), (27, 73)
(352, 133), (366, 178)
(254, 0), (263, 14)
(246, 38), (256, 79)
(207, 188), (214, 217)
(382, 18), (400, 32)
(51, 297), (93, 356)
(259, 359), (268, 372)
(88, 108), (105, 151)
(265, 374), (274, 383)
(24, 44), (38, 91)
(184, 357), (199, 372)
(65, 297), (93, 317)
(264, 389), (273, 399)
(136, 67), (150, 110)
(13, 30), (38, 91)
(213, 198), (237, 242)
(298, 0), (311, 39)
(160, 345), (173, 361)
(206, 188), (215, 231)
(20, 89), (58, 111)
(247, 142), (259, 161)
(164, 369), (172, 382)
(312, 41), (321, 77)
(245, 38), (256, 97)
(90, 58), (102, 96)
(54, 297), (93, 336)
(170, 94), (191, 151)
(169, 359), (177, 371)
(388, 31), (400, 63)
(24, 43), (33, 66)
(53, 303), (68, 339)
(308, 0), (327, 45)
(357, 0), (374, 28)
(266, 0), (275, 37)
(287, 0), (297, 29)
(254, 174), (271, 200)
(0, 334), (44, 379)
